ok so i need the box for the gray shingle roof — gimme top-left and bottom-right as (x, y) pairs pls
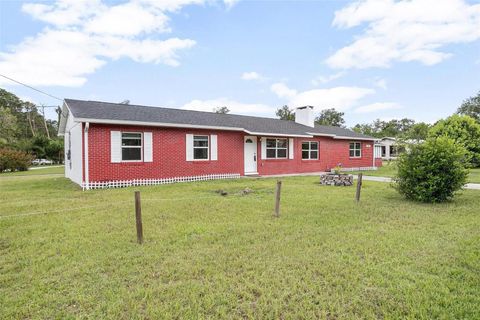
(64, 99), (374, 139)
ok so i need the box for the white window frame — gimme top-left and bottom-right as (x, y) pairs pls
(121, 132), (143, 162)
(266, 138), (288, 159)
(193, 135), (210, 161)
(349, 142), (362, 158)
(302, 141), (319, 160)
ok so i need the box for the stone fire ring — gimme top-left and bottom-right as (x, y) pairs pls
(320, 173), (354, 186)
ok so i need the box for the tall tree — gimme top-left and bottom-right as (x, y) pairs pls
(0, 107), (19, 144)
(213, 106), (230, 114)
(0, 88), (59, 140)
(0, 87), (64, 161)
(275, 105), (295, 121)
(352, 118), (416, 138)
(352, 123), (375, 136)
(457, 91), (480, 122)
(401, 122), (430, 141)
(428, 114), (480, 167)
(315, 108), (345, 127)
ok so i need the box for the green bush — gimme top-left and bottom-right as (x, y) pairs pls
(0, 148), (33, 172)
(394, 137), (468, 203)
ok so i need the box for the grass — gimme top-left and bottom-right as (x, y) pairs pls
(351, 161), (480, 183)
(350, 161), (399, 178)
(469, 168), (480, 183)
(0, 165), (64, 176)
(1, 173), (480, 319)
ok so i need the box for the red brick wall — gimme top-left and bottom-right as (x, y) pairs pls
(87, 124), (244, 182)
(256, 137), (375, 175)
(86, 124), (376, 181)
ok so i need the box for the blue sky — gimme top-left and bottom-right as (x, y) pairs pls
(1, 0), (479, 126)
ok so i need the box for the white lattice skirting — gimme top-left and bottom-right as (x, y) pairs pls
(81, 173), (241, 190)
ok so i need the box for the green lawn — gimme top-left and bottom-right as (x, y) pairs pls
(350, 161), (399, 178)
(352, 161), (480, 183)
(1, 165), (64, 176)
(1, 173), (479, 319)
(469, 168), (480, 183)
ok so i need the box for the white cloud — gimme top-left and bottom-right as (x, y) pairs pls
(241, 71), (266, 81)
(327, 0), (480, 69)
(354, 102), (402, 113)
(311, 71), (345, 85)
(224, 0), (241, 9)
(0, 29), (195, 86)
(373, 78), (387, 90)
(183, 98), (273, 116)
(270, 83), (297, 99)
(1, 0), (229, 87)
(291, 87), (374, 110)
(85, 2), (171, 36)
(22, 0), (101, 27)
(271, 82), (374, 110)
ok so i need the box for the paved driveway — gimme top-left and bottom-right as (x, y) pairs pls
(354, 175), (480, 190)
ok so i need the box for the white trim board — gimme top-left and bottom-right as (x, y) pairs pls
(69, 117), (371, 140)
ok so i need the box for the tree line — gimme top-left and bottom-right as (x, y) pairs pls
(0, 88), (63, 166)
(275, 91), (480, 168)
(2, 86), (479, 171)
(275, 91), (480, 140)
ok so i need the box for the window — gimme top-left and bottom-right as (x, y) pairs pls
(121, 132), (142, 161)
(349, 142), (361, 158)
(266, 138), (287, 159)
(193, 135), (209, 160)
(302, 141), (318, 160)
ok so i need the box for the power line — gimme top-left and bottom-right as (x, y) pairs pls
(0, 73), (63, 101)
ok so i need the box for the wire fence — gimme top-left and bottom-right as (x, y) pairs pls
(0, 191), (272, 219)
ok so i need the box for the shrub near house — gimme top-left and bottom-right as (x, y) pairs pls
(0, 148), (32, 172)
(394, 137), (468, 203)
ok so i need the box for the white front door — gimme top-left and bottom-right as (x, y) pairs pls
(244, 136), (257, 174)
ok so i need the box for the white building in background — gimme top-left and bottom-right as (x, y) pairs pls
(376, 137), (423, 160)
(378, 137), (400, 160)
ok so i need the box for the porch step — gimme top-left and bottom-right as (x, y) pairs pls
(244, 173), (261, 178)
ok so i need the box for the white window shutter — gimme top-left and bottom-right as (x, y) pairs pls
(186, 134), (193, 161)
(261, 137), (266, 159)
(289, 138), (294, 159)
(210, 135), (218, 160)
(111, 131), (121, 163)
(144, 132), (153, 162)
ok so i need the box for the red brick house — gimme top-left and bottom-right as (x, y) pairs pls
(58, 99), (381, 189)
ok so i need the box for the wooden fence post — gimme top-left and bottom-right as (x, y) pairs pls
(134, 191), (143, 244)
(274, 180), (282, 217)
(355, 173), (363, 202)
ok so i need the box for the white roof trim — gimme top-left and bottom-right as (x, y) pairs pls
(74, 118), (246, 132)
(72, 117), (314, 137)
(57, 101), (71, 136)
(306, 132), (336, 138)
(245, 131), (313, 138)
(333, 136), (376, 141)
(307, 132), (375, 141)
